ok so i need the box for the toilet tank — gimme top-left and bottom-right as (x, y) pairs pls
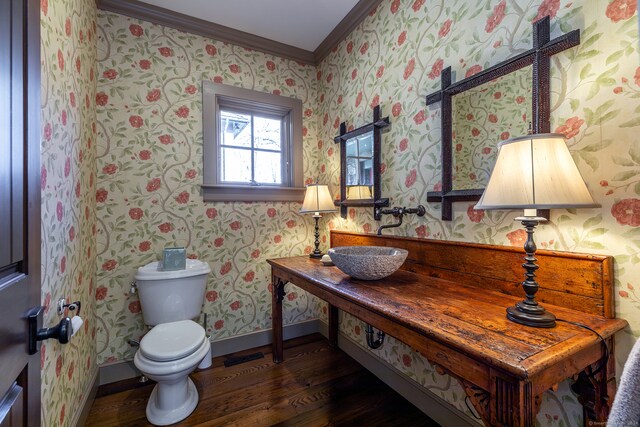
(134, 259), (211, 326)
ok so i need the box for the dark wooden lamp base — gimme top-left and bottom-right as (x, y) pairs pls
(309, 214), (323, 258)
(507, 216), (556, 328)
(506, 304), (556, 328)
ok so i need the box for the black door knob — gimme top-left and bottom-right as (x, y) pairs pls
(36, 317), (72, 344)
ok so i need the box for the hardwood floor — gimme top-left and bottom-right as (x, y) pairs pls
(87, 334), (438, 426)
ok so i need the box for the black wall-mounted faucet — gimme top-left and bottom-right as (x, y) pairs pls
(376, 205), (426, 235)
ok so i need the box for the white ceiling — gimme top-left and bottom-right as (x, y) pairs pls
(136, 0), (360, 51)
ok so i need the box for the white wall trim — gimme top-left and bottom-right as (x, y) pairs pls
(71, 368), (99, 427)
(97, 319), (477, 427)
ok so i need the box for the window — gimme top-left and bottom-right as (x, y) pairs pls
(202, 82), (305, 202)
(219, 110), (283, 185)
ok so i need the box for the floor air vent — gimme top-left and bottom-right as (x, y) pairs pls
(223, 352), (264, 367)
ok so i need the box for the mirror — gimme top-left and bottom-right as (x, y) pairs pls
(334, 105), (390, 219)
(425, 16), (580, 220)
(451, 67), (532, 191)
(345, 132), (374, 199)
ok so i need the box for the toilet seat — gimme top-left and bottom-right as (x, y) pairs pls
(134, 329), (210, 377)
(133, 321), (211, 426)
(140, 320), (206, 362)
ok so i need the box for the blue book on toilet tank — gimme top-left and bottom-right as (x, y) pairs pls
(162, 247), (186, 271)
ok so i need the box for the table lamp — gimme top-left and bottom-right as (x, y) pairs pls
(475, 133), (599, 328)
(300, 183), (336, 258)
(346, 185), (373, 200)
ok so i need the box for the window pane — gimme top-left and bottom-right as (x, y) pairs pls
(359, 159), (373, 186)
(346, 137), (358, 157)
(254, 116), (282, 151)
(221, 147), (251, 182)
(359, 134), (373, 157)
(346, 157), (359, 186)
(254, 151), (282, 184)
(220, 110), (251, 148)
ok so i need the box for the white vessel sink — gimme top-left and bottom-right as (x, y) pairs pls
(327, 246), (408, 280)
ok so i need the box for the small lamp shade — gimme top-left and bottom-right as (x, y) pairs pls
(300, 184), (336, 214)
(475, 133), (599, 210)
(346, 185), (372, 200)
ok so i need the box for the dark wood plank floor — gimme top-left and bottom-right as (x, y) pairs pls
(87, 334), (438, 426)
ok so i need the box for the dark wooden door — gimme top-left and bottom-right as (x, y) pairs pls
(0, 0), (42, 424)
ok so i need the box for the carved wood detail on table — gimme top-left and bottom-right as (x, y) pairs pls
(268, 231), (628, 427)
(461, 379), (491, 424)
(273, 277), (286, 303)
(570, 336), (617, 423)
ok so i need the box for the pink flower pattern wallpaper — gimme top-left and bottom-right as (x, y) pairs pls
(40, 0), (98, 425)
(95, 12), (323, 365)
(35, 0), (639, 425)
(317, 0), (638, 425)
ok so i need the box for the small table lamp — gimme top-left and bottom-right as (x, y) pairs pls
(475, 133), (599, 328)
(346, 185), (372, 200)
(300, 183), (336, 258)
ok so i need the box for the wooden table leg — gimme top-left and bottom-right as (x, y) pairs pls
(271, 274), (286, 363)
(328, 304), (338, 348)
(490, 370), (538, 427)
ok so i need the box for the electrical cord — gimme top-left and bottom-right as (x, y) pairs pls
(556, 318), (610, 378)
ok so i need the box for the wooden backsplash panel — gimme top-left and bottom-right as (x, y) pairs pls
(330, 231), (614, 318)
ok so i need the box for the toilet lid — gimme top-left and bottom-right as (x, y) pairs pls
(140, 320), (206, 362)
(135, 259), (211, 281)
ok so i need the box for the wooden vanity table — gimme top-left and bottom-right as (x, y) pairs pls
(268, 231), (628, 427)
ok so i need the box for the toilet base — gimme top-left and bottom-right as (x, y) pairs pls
(146, 377), (199, 426)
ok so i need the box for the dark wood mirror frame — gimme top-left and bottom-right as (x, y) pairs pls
(334, 105), (390, 220)
(425, 16), (580, 220)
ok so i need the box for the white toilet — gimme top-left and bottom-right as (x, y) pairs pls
(133, 259), (212, 426)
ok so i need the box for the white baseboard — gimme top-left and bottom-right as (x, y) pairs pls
(97, 319), (477, 427)
(72, 368), (99, 427)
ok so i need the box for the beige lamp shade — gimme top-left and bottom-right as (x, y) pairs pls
(346, 185), (372, 200)
(475, 133), (599, 210)
(300, 184), (336, 214)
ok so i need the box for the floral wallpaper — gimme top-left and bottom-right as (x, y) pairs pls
(317, 0), (638, 426)
(40, 0), (98, 425)
(95, 12), (323, 365)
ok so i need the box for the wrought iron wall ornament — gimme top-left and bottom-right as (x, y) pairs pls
(425, 16), (580, 220)
(334, 105), (390, 219)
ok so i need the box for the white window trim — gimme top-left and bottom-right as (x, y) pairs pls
(202, 81), (305, 202)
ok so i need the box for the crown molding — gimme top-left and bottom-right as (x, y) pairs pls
(96, 0), (381, 66)
(97, 0), (316, 64)
(313, 0), (385, 63)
